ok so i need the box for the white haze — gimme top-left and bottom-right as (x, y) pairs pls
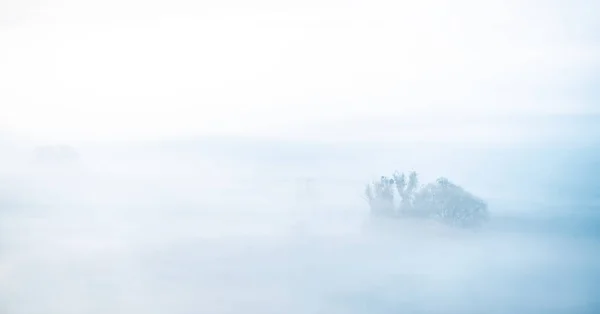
(1, 134), (600, 314)
(1, 0), (599, 141)
(2, 0), (600, 313)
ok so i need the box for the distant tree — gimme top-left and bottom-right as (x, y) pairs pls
(391, 170), (418, 212)
(365, 176), (396, 216)
(365, 171), (488, 228)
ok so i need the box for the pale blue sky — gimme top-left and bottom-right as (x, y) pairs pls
(1, 0), (599, 142)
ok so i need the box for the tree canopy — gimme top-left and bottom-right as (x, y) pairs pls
(365, 171), (489, 228)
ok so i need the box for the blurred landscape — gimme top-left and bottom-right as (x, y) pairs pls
(1, 115), (599, 314)
(2, 0), (599, 311)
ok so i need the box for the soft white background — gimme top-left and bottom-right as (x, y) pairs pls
(1, 0), (599, 142)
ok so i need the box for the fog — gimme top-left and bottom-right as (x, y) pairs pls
(1, 132), (600, 314)
(2, 0), (600, 312)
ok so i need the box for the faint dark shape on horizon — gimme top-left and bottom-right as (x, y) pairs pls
(32, 145), (80, 166)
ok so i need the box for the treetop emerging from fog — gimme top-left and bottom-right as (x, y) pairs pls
(365, 171), (489, 228)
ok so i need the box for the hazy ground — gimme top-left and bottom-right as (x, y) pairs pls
(1, 138), (599, 314)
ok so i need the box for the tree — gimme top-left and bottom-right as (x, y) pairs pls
(365, 176), (396, 216)
(365, 171), (489, 228)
